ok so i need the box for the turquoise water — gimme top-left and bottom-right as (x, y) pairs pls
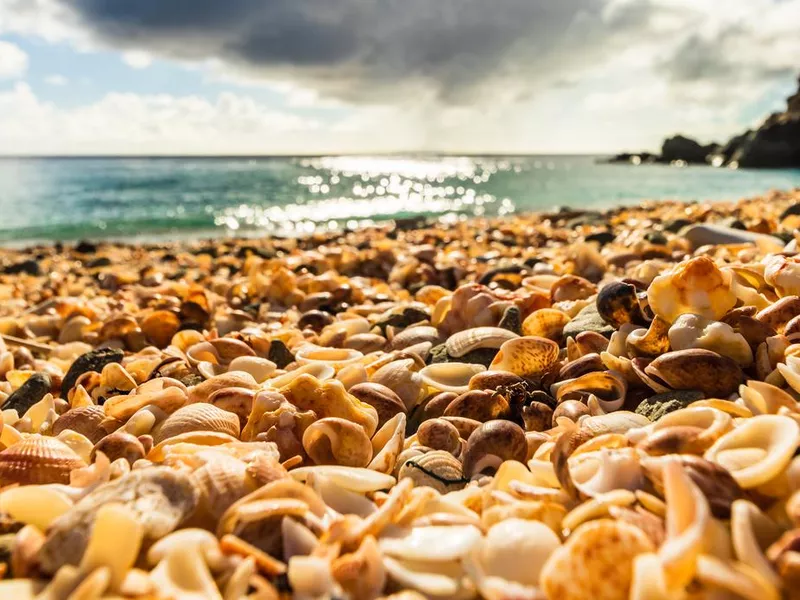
(1, 155), (799, 244)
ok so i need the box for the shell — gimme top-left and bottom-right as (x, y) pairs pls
(52, 405), (117, 444)
(625, 317), (671, 358)
(0, 435), (86, 485)
(668, 313), (753, 367)
(290, 465), (396, 493)
(763, 254), (800, 297)
(369, 413), (407, 474)
(397, 450), (467, 494)
(370, 359), (424, 411)
(704, 414), (800, 488)
(302, 417), (373, 468)
(419, 362), (486, 395)
(349, 383), (407, 430)
(294, 345), (364, 370)
(644, 349), (743, 397)
(646, 256), (737, 324)
(391, 326), (442, 350)
(596, 281), (646, 329)
(151, 403), (241, 444)
(445, 327), (519, 358)
(521, 309), (571, 341)
(380, 525), (482, 562)
(462, 420), (527, 478)
(555, 370), (627, 412)
(540, 519), (655, 600)
(489, 336), (560, 378)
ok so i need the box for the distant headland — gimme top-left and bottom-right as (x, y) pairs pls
(606, 75), (800, 169)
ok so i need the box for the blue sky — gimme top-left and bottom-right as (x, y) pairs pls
(0, 0), (798, 155)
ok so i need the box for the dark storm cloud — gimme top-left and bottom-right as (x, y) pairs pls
(58, 0), (621, 100)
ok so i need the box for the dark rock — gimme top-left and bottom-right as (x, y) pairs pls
(565, 212), (604, 229)
(565, 303), (616, 339)
(2, 372), (51, 415)
(74, 240), (98, 254)
(644, 231), (668, 245)
(634, 390), (705, 421)
(602, 152), (657, 165)
(297, 310), (334, 332)
(731, 115), (800, 168)
(663, 218), (693, 233)
(498, 305), (522, 335)
(428, 344), (498, 368)
(477, 264), (527, 286)
(374, 306), (429, 333)
(61, 348), (124, 396)
(2, 259), (41, 276)
(85, 257), (112, 268)
(716, 217), (746, 230)
(780, 203), (800, 220)
(585, 230), (616, 246)
(660, 135), (717, 164)
(268, 340), (295, 369)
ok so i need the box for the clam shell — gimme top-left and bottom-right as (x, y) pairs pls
(645, 349), (743, 397)
(704, 414), (800, 488)
(151, 403), (241, 444)
(0, 435), (86, 485)
(380, 525), (482, 561)
(397, 450), (467, 494)
(489, 336), (559, 378)
(290, 465), (396, 493)
(294, 346), (364, 370)
(419, 363), (486, 395)
(445, 327), (519, 358)
(391, 326), (443, 351)
(52, 404), (117, 444)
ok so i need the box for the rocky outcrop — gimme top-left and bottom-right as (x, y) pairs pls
(606, 75), (800, 169)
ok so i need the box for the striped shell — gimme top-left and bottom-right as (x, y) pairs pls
(151, 403), (241, 444)
(489, 336), (560, 378)
(52, 404), (116, 444)
(0, 435), (87, 486)
(445, 327), (519, 358)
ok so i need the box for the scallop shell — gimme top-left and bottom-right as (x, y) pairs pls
(52, 404), (116, 444)
(0, 435), (87, 485)
(151, 403), (241, 444)
(419, 362), (486, 395)
(489, 336), (560, 378)
(445, 327), (519, 358)
(704, 414), (800, 488)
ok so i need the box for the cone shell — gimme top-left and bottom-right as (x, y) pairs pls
(0, 435), (87, 485)
(489, 336), (560, 378)
(152, 403), (241, 444)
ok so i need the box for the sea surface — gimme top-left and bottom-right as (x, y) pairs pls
(1, 155), (800, 245)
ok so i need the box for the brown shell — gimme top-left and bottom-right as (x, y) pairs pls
(645, 349), (744, 397)
(141, 310), (181, 349)
(151, 403), (241, 444)
(443, 389), (510, 422)
(0, 436), (87, 486)
(348, 382), (407, 430)
(52, 405), (120, 444)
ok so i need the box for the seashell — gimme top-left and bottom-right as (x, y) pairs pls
(739, 380), (796, 415)
(461, 420), (527, 478)
(280, 374), (379, 437)
(345, 333), (388, 354)
(595, 281), (646, 329)
(150, 545), (221, 600)
(555, 370), (627, 412)
(764, 254), (800, 297)
(80, 502), (143, 591)
(646, 256), (737, 324)
(61, 348), (124, 397)
(638, 406), (732, 455)
(294, 345), (364, 371)
(694, 554), (779, 600)
(349, 383), (407, 430)
(777, 355), (800, 395)
(0, 435), (86, 486)
(104, 384), (187, 421)
(188, 371), (258, 404)
(756, 295), (800, 334)
(207, 387), (256, 427)
(568, 447), (645, 498)
(332, 535), (386, 600)
(371, 359), (424, 411)
(391, 326), (442, 351)
(227, 356), (276, 383)
(669, 313), (753, 366)
(704, 414), (800, 488)
(302, 417), (373, 468)
(552, 399), (590, 424)
(416, 418), (461, 455)
(489, 336), (560, 379)
(91, 431), (146, 465)
(398, 450), (467, 494)
(290, 465), (396, 493)
(419, 362), (486, 395)
(141, 310), (181, 349)
(521, 309), (571, 341)
(369, 413), (407, 474)
(151, 403), (241, 444)
(541, 519), (654, 600)
(0, 485), (73, 531)
(625, 317), (671, 358)
(52, 405), (117, 444)
(445, 327), (519, 358)
(381, 525), (482, 562)
(191, 454), (256, 522)
(644, 349), (743, 397)
(730, 499), (783, 590)
(442, 389), (510, 422)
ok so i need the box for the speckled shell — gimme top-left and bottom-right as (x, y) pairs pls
(489, 336), (560, 378)
(151, 403), (241, 444)
(0, 435), (87, 486)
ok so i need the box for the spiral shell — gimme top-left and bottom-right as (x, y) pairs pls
(397, 450), (466, 494)
(302, 417), (373, 467)
(152, 403), (241, 444)
(0, 435), (86, 485)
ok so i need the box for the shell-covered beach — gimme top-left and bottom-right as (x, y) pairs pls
(2, 188), (800, 599)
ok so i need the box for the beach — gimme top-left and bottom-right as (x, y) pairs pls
(1, 187), (800, 597)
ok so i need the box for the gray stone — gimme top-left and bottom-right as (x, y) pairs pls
(563, 303), (616, 339)
(634, 390), (704, 421)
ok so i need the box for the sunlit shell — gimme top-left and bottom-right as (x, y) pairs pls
(0, 435), (86, 485)
(669, 313), (753, 366)
(302, 417), (373, 467)
(295, 345), (364, 370)
(0, 485), (72, 531)
(227, 356), (276, 383)
(568, 447), (645, 498)
(730, 499), (783, 590)
(521, 309), (571, 341)
(80, 502), (143, 591)
(647, 256), (737, 324)
(489, 336), (559, 378)
(141, 310), (181, 349)
(151, 403), (241, 444)
(369, 413), (407, 474)
(461, 420), (527, 478)
(370, 359), (425, 411)
(290, 465), (396, 493)
(105, 384), (187, 421)
(52, 404), (113, 444)
(398, 450), (467, 494)
(419, 363), (486, 395)
(380, 525), (482, 562)
(541, 519), (654, 600)
(625, 317), (671, 358)
(391, 326), (442, 351)
(763, 254), (800, 297)
(704, 414), (800, 488)
(554, 370), (627, 412)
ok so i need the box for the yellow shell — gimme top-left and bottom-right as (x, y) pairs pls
(489, 336), (560, 378)
(521, 309), (571, 341)
(0, 435), (87, 485)
(152, 403), (241, 445)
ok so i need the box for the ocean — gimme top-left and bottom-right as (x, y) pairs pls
(1, 155), (800, 245)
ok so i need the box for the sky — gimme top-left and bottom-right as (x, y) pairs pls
(0, 0), (798, 155)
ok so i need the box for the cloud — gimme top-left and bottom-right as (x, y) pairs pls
(44, 74), (67, 85)
(122, 50), (152, 69)
(0, 40), (27, 79)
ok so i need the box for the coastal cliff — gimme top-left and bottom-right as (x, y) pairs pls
(607, 75), (800, 168)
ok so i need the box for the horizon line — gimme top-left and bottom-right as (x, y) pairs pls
(0, 151), (611, 160)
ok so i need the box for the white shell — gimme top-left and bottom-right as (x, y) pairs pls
(290, 466), (396, 493)
(419, 363), (486, 394)
(380, 525), (482, 561)
(445, 327), (519, 358)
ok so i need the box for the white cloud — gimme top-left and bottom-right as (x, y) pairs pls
(122, 50), (152, 69)
(44, 74), (67, 85)
(0, 40), (28, 79)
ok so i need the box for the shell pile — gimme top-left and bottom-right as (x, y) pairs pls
(2, 191), (800, 598)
